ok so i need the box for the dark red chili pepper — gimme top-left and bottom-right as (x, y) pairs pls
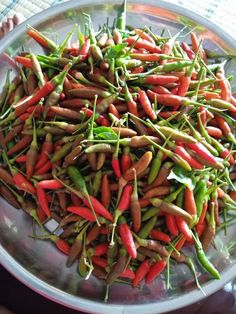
(7, 135), (32, 156)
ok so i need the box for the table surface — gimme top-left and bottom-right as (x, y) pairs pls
(1, 1), (236, 314)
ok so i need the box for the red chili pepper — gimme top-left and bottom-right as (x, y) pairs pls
(220, 148), (235, 166)
(198, 200), (208, 225)
(152, 86), (172, 94)
(119, 268), (135, 280)
(18, 113), (31, 122)
(190, 32), (206, 62)
(142, 75), (179, 85)
(195, 220), (207, 238)
(205, 126), (222, 138)
(55, 238), (71, 255)
(26, 105), (44, 114)
(94, 243), (109, 256)
(36, 206), (47, 223)
(177, 75), (191, 97)
(35, 133), (53, 169)
(147, 90), (182, 107)
(34, 161), (52, 176)
(150, 229), (171, 243)
(165, 214), (179, 236)
(126, 36), (161, 53)
(216, 72), (231, 102)
(15, 56), (32, 68)
(36, 186), (51, 217)
(67, 206), (97, 222)
(175, 236), (186, 251)
(125, 85), (139, 117)
(111, 127), (121, 178)
(118, 216), (137, 259)
(134, 29), (155, 44)
(184, 188), (197, 218)
(117, 185), (133, 212)
(38, 179), (63, 189)
(110, 184), (133, 245)
(175, 216), (192, 241)
(130, 53), (157, 63)
(121, 147), (132, 174)
(109, 103), (120, 119)
(200, 91), (221, 100)
(139, 198), (150, 208)
(173, 144), (204, 170)
(145, 259), (167, 284)
(27, 27), (57, 51)
(83, 195), (113, 222)
(130, 66), (145, 74)
(79, 37), (90, 61)
(15, 155), (27, 163)
(138, 89), (156, 120)
(92, 256), (108, 269)
(181, 42), (195, 59)
(186, 142), (217, 164)
(12, 173), (35, 196)
(215, 115), (235, 143)
(133, 259), (151, 287)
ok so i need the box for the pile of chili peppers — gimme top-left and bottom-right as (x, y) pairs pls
(0, 0), (236, 300)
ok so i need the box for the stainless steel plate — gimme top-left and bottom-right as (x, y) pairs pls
(0, 1), (236, 313)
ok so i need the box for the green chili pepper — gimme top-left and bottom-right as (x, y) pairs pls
(92, 170), (102, 197)
(116, 0), (127, 31)
(194, 176), (208, 218)
(51, 142), (73, 163)
(138, 216), (157, 239)
(193, 233), (220, 279)
(142, 207), (161, 222)
(148, 150), (163, 184)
